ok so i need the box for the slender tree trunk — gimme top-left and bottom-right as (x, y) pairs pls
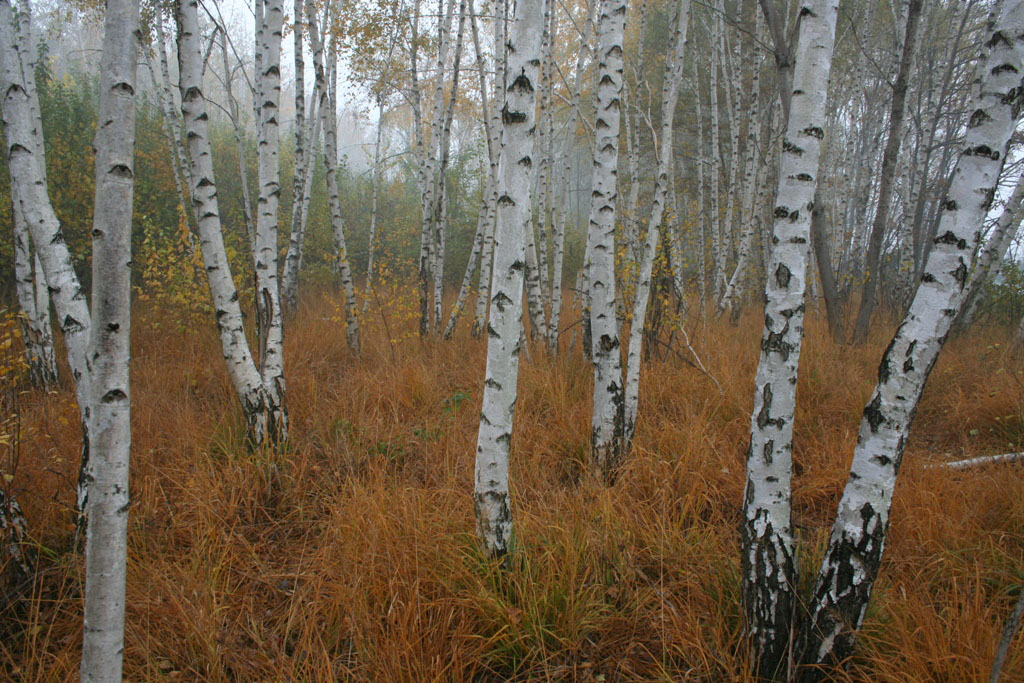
(622, 0), (689, 449)
(0, 0), (93, 523)
(155, 14), (198, 231)
(851, 0), (923, 344)
(218, 31), (257, 254)
(740, 0), (839, 677)
(176, 0), (275, 447)
(549, 0), (596, 351)
(958, 171), (1024, 328)
(364, 95), (386, 312)
(799, 4), (1024, 672)
(587, 0), (628, 483)
(474, 0), (544, 558)
(252, 0), (288, 439)
(990, 585), (1024, 683)
(80, 0), (138, 677)
(472, 0), (506, 339)
(281, 0), (309, 313)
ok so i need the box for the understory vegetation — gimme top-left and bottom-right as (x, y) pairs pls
(2, 290), (1022, 681)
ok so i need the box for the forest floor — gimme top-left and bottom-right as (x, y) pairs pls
(1, 290), (1023, 681)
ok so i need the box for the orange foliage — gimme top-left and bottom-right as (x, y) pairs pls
(1, 291), (1022, 680)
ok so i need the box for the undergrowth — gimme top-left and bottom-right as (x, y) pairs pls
(0, 290), (1022, 681)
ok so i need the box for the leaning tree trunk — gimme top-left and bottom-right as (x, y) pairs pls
(306, 0), (360, 351)
(471, 0), (507, 339)
(80, 0), (138, 678)
(10, 1), (59, 391)
(957, 170), (1024, 328)
(253, 0), (288, 440)
(176, 0), (275, 448)
(586, 0), (628, 483)
(622, 0), (689, 449)
(444, 2), (499, 339)
(548, 0), (595, 351)
(798, 3), (1024, 673)
(851, 0), (923, 344)
(0, 0), (93, 522)
(281, 0), (310, 313)
(474, 0), (544, 558)
(740, 0), (839, 678)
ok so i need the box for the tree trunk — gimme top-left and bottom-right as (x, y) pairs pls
(474, 0), (544, 558)
(471, 0), (506, 339)
(253, 0), (288, 438)
(587, 0), (628, 483)
(740, 0), (839, 677)
(176, 0), (276, 448)
(799, 4), (1024, 672)
(80, 0), (138, 677)
(851, 0), (923, 344)
(622, 0), (689, 449)
(957, 171), (1024, 328)
(0, 0), (94, 523)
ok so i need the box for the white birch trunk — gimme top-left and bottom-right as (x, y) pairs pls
(364, 94), (386, 312)
(587, 0), (628, 482)
(474, 0), (544, 558)
(958, 170), (1024, 327)
(622, 0), (689, 448)
(708, 6), (725, 303)
(176, 0), (275, 447)
(155, 14), (197, 231)
(11, 0), (57, 389)
(253, 0), (288, 439)
(740, 0), (839, 676)
(718, 9), (761, 319)
(799, 4), (1024, 668)
(281, 0), (309, 312)
(548, 0), (596, 351)
(320, 36), (360, 352)
(0, 0), (93, 520)
(472, 0), (506, 339)
(80, 0), (138, 677)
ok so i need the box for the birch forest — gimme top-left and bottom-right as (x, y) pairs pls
(4, 0), (1024, 679)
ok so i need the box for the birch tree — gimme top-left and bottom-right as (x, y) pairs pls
(80, 0), (139, 677)
(474, 0), (544, 558)
(740, 0), (839, 676)
(10, 1), (57, 390)
(799, 2), (1024, 669)
(622, 0), (689, 448)
(851, 0), (924, 344)
(176, 0), (280, 447)
(251, 0), (288, 437)
(587, 0), (628, 482)
(0, 0), (94, 520)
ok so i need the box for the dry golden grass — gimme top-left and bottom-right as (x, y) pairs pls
(1, 290), (1022, 681)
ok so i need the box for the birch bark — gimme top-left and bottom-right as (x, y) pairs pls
(548, 0), (596, 351)
(740, 0), (839, 676)
(800, 4), (1024, 669)
(472, 0), (506, 338)
(622, 0), (689, 448)
(474, 0), (544, 558)
(80, 0), (138, 677)
(253, 0), (288, 437)
(0, 0), (93, 519)
(176, 0), (276, 447)
(587, 0), (628, 482)
(851, 0), (923, 344)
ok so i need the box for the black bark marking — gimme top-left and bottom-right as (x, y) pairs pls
(864, 394), (884, 432)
